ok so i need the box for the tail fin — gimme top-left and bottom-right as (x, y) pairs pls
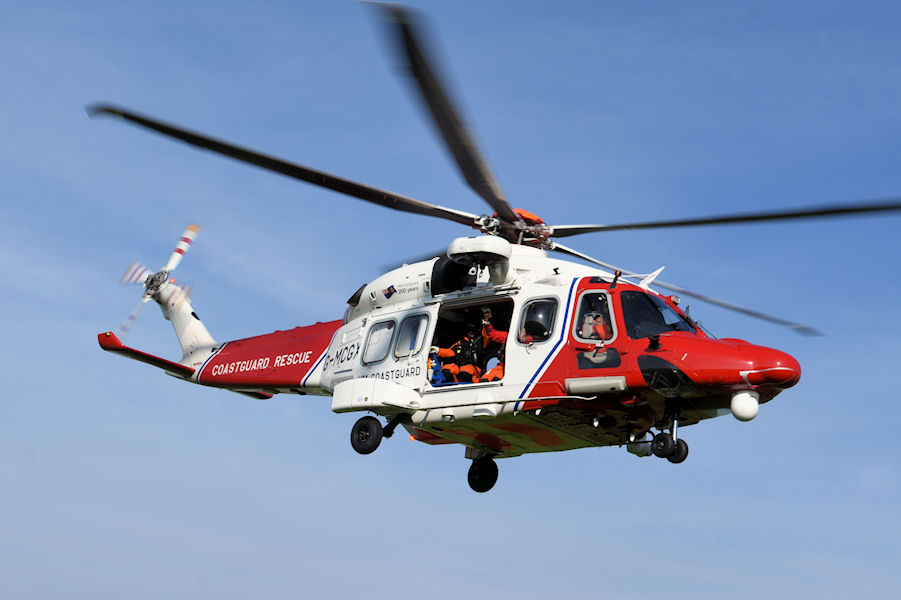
(155, 280), (216, 361)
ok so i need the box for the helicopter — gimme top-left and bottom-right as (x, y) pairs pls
(93, 4), (901, 492)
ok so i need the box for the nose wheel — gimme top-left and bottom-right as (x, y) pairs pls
(651, 429), (690, 464)
(667, 438), (689, 463)
(652, 432), (675, 457)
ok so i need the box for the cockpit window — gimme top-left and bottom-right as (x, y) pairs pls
(575, 292), (615, 341)
(620, 291), (695, 339)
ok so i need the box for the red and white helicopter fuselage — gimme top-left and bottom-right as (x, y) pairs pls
(92, 3), (899, 492)
(100, 236), (799, 490)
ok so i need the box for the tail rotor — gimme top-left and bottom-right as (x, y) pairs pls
(116, 224), (201, 340)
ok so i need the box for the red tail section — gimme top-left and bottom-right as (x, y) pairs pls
(196, 320), (342, 392)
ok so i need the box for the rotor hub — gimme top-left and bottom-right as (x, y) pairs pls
(144, 270), (169, 295)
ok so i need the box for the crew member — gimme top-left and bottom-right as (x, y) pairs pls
(478, 307), (534, 382)
(432, 323), (483, 383)
(480, 346), (506, 382)
(477, 308), (504, 382)
(581, 295), (613, 341)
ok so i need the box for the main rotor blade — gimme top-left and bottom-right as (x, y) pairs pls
(375, 4), (519, 225)
(549, 242), (822, 336)
(550, 198), (901, 237)
(87, 104), (480, 228)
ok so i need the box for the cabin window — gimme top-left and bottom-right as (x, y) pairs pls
(518, 298), (557, 344)
(574, 291), (615, 342)
(362, 320), (395, 364)
(394, 314), (429, 359)
(620, 291), (695, 339)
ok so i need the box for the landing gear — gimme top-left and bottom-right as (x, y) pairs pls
(467, 457), (498, 493)
(382, 413), (410, 439)
(350, 416), (383, 455)
(651, 413), (690, 464)
(652, 432), (676, 458)
(668, 438), (689, 464)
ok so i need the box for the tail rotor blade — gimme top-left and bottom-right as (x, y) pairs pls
(163, 224), (200, 273)
(172, 281), (194, 311)
(117, 296), (151, 340)
(121, 262), (152, 285)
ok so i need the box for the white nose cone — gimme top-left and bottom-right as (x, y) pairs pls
(731, 391), (760, 422)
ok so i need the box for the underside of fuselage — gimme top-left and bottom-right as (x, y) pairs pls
(405, 383), (786, 458)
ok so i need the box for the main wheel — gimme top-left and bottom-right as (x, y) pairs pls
(467, 458), (498, 493)
(651, 432), (675, 458)
(350, 416), (383, 455)
(667, 438), (689, 464)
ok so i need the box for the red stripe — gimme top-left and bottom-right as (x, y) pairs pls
(175, 248), (185, 255)
(180, 237), (192, 244)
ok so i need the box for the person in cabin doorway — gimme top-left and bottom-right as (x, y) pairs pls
(431, 322), (484, 383)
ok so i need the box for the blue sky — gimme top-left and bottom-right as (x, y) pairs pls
(2, 1), (900, 598)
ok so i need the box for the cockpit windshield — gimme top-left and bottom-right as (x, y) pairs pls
(620, 291), (696, 339)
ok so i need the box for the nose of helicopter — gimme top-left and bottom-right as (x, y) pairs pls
(738, 344), (801, 388)
(645, 336), (802, 391)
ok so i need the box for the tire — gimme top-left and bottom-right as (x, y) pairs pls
(667, 438), (689, 464)
(652, 432), (675, 458)
(350, 416), (383, 455)
(467, 458), (498, 493)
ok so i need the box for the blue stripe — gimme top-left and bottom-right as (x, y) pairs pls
(302, 350), (328, 387)
(196, 342), (228, 381)
(518, 278), (578, 399)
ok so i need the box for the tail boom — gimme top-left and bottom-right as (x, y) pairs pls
(99, 319), (342, 396)
(195, 320), (342, 394)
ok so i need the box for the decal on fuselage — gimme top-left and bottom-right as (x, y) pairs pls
(322, 342), (361, 372)
(381, 284), (420, 300)
(206, 350), (314, 377)
(369, 365), (422, 381)
(273, 350), (313, 367)
(209, 357), (271, 376)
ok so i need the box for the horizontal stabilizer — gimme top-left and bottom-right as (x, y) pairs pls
(97, 331), (195, 378)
